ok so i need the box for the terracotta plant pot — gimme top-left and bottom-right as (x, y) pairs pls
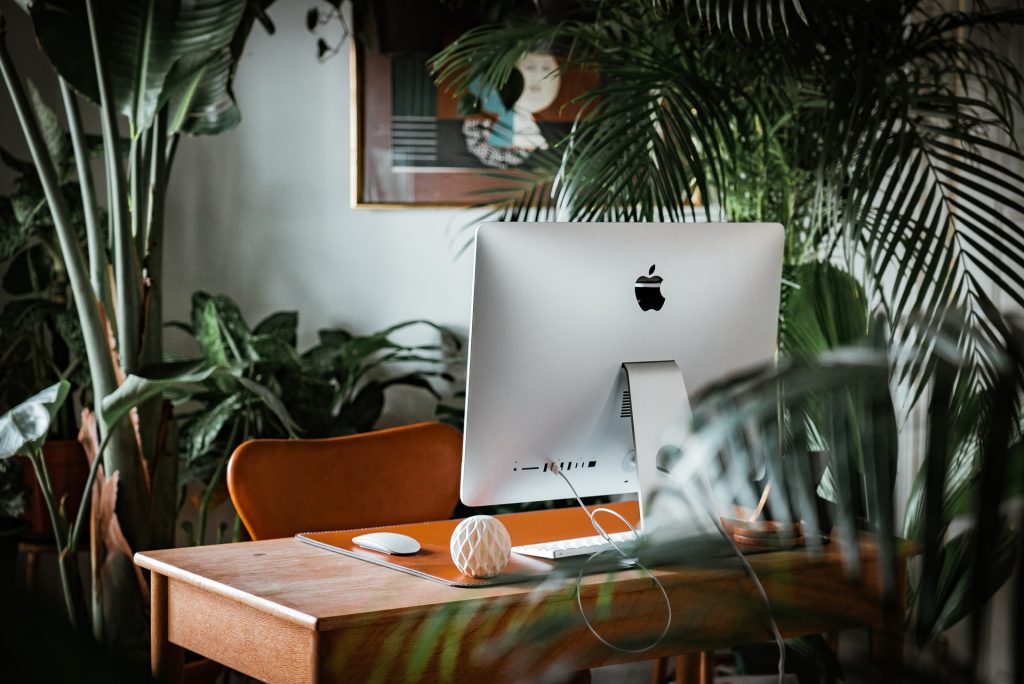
(19, 440), (89, 543)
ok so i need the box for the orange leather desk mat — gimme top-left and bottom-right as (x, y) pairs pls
(297, 501), (639, 588)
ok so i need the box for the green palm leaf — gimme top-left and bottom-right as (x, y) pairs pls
(434, 1), (1024, 400)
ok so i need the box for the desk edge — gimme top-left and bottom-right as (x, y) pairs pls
(134, 552), (319, 630)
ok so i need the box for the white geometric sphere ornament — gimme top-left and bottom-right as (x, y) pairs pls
(450, 515), (512, 578)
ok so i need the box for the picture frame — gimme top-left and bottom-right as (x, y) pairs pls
(350, 13), (599, 208)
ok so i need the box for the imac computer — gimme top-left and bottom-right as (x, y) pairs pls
(460, 222), (784, 554)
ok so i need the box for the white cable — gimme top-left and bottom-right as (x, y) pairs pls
(552, 459), (786, 683)
(657, 465), (786, 684)
(550, 463), (673, 654)
(574, 548), (673, 654)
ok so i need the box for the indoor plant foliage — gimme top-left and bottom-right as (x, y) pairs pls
(394, 321), (1024, 682)
(0, 0), (278, 646)
(431, 0), (1024, 669)
(1, 109), (96, 539)
(0, 382), (98, 628)
(165, 292), (458, 545)
(0, 105), (93, 429)
(434, 0), (1024, 399)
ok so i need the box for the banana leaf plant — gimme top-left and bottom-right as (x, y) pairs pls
(0, 0), (278, 647)
(146, 292), (459, 546)
(0, 103), (99, 436)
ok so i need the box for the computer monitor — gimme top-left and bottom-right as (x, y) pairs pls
(460, 222), (785, 518)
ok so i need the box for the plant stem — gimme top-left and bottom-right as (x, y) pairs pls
(29, 449), (80, 630)
(80, 0), (149, 563)
(68, 429), (112, 555)
(232, 513), (243, 542)
(195, 457), (227, 547)
(141, 107), (167, 369)
(137, 109), (168, 472)
(196, 416), (241, 546)
(59, 77), (114, 324)
(84, 0), (140, 374)
(0, 24), (118, 405)
(131, 127), (151, 268)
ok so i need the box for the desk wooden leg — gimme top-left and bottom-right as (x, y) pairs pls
(673, 652), (712, 684)
(871, 568), (906, 684)
(151, 573), (184, 683)
(698, 651), (714, 684)
(651, 657), (668, 684)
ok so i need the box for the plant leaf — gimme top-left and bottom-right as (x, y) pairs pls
(29, 0), (248, 134)
(915, 519), (1020, 644)
(0, 380), (70, 458)
(237, 376), (300, 436)
(254, 310), (298, 348)
(100, 363), (224, 433)
(185, 394), (243, 464)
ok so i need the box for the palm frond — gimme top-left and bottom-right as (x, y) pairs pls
(434, 1), (1024, 403)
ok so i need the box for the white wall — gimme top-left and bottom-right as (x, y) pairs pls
(0, 0), (480, 425)
(160, 0), (481, 422)
(163, 0), (479, 347)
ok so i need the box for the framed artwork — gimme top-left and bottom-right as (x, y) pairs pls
(351, 15), (599, 208)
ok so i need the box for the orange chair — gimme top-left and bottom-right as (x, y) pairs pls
(227, 422), (462, 540)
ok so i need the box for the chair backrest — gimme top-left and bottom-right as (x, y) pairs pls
(227, 422), (462, 540)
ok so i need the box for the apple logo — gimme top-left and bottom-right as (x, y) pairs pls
(635, 264), (665, 311)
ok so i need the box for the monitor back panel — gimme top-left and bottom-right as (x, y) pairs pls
(461, 222), (785, 507)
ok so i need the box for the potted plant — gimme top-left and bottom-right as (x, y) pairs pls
(0, 0), (280, 646)
(0, 382), (100, 626)
(433, 0), (1024, 397)
(431, 0), (1024, 663)
(159, 291), (459, 545)
(0, 120), (95, 542)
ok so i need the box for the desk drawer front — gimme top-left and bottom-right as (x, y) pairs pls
(168, 579), (317, 684)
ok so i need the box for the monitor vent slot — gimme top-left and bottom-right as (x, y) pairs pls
(620, 390), (632, 418)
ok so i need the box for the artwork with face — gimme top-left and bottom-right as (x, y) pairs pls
(462, 53), (562, 168)
(356, 25), (599, 206)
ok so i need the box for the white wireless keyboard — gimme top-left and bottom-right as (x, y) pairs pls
(511, 531), (637, 559)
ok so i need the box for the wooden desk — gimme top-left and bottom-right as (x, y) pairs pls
(135, 534), (904, 683)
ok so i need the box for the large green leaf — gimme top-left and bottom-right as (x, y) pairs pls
(191, 291), (253, 365)
(915, 519), (1020, 645)
(253, 310), (298, 349)
(100, 362), (226, 433)
(946, 442), (1024, 519)
(0, 380), (70, 458)
(193, 297), (229, 366)
(28, 0), (247, 135)
(165, 48), (241, 135)
(780, 261), (869, 356)
(184, 393), (242, 464)
(237, 376), (300, 436)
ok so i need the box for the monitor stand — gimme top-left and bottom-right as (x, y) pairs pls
(621, 361), (692, 531)
(509, 361), (692, 561)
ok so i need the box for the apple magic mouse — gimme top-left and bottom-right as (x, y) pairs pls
(352, 532), (421, 555)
